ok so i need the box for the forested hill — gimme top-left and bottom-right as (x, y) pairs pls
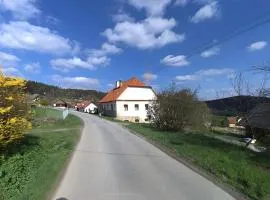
(26, 81), (105, 103)
(205, 95), (270, 116)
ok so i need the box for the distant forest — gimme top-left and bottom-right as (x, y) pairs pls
(205, 95), (270, 116)
(26, 81), (105, 103)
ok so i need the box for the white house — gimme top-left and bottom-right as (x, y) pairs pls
(99, 77), (156, 122)
(84, 103), (97, 114)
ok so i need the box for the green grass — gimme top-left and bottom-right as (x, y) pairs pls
(0, 108), (82, 200)
(126, 123), (270, 200)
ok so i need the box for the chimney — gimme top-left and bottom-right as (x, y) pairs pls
(116, 80), (122, 88)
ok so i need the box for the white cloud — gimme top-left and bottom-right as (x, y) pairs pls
(0, 51), (20, 65)
(51, 75), (100, 90)
(142, 72), (158, 81)
(50, 57), (95, 72)
(24, 62), (40, 73)
(176, 74), (197, 81)
(0, 21), (74, 54)
(175, 68), (234, 81)
(0, 0), (41, 20)
(175, 0), (189, 6)
(161, 55), (190, 67)
(103, 17), (185, 49)
(89, 43), (122, 57)
(248, 41), (267, 51)
(127, 0), (171, 16)
(190, 1), (219, 23)
(201, 47), (220, 58)
(87, 56), (110, 66)
(113, 12), (134, 22)
(2, 67), (23, 77)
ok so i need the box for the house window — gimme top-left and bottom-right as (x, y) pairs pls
(124, 104), (128, 111)
(145, 104), (149, 111)
(135, 104), (139, 111)
(111, 104), (113, 111)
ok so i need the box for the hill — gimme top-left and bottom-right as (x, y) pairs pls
(26, 81), (105, 104)
(205, 95), (270, 116)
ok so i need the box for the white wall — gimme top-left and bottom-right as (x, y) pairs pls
(118, 87), (156, 100)
(84, 103), (97, 113)
(116, 101), (152, 122)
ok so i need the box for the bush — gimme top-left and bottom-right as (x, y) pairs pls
(39, 99), (49, 106)
(148, 85), (211, 131)
(211, 115), (229, 127)
(0, 70), (31, 153)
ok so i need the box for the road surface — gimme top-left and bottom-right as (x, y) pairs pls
(53, 112), (235, 200)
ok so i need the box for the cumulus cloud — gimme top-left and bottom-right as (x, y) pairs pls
(89, 43), (122, 57)
(0, 21), (75, 54)
(248, 41), (268, 51)
(161, 55), (190, 67)
(113, 12), (134, 22)
(175, 68), (234, 81)
(142, 72), (158, 81)
(201, 47), (220, 58)
(2, 67), (23, 77)
(127, 0), (171, 16)
(190, 1), (219, 23)
(50, 57), (95, 72)
(0, 0), (41, 20)
(0, 51), (20, 65)
(103, 17), (185, 49)
(51, 74), (100, 90)
(175, 0), (189, 6)
(24, 62), (40, 73)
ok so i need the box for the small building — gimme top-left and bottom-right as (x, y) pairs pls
(53, 99), (67, 109)
(227, 117), (237, 128)
(76, 101), (97, 114)
(99, 77), (156, 123)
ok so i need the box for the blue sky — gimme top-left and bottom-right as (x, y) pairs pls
(0, 0), (269, 99)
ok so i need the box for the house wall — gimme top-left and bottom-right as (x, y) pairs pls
(84, 103), (97, 113)
(117, 87), (156, 101)
(116, 101), (152, 122)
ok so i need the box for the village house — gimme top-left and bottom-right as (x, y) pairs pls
(99, 77), (156, 123)
(75, 101), (97, 114)
(53, 99), (67, 109)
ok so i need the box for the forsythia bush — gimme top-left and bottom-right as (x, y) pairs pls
(0, 69), (31, 152)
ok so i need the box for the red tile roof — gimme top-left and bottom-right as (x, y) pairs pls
(99, 77), (146, 103)
(76, 101), (92, 109)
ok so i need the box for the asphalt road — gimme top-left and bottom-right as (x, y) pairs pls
(53, 111), (235, 200)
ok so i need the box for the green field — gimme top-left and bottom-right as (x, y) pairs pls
(0, 108), (82, 200)
(126, 123), (270, 200)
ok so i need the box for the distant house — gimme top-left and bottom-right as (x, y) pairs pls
(53, 99), (67, 108)
(75, 101), (97, 113)
(227, 117), (237, 128)
(99, 77), (157, 123)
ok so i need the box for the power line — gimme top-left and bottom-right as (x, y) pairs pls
(152, 11), (270, 77)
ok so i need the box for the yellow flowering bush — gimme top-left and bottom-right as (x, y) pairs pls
(0, 69), (31, 152)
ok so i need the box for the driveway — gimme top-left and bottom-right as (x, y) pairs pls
(53, 112), (235, 200)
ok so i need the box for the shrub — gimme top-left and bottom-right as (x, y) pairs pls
(211, 115), (229, 127)
(148, 85), (211, 131)
(39, 99), (49, 106)
(0, 70), (31, 153)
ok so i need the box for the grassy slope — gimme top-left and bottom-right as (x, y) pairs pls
(0, 108), (82, 200)
(126, 123), (270, 200)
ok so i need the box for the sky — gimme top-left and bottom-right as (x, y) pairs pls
(0, 0), (270, 100)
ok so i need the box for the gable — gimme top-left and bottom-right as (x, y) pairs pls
(117, 87), (156, 100)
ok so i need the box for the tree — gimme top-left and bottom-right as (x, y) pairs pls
(0, 68), (31, 153)
(148, 85), (211, 131)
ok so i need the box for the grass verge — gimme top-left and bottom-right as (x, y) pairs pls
(126, 123), (270, 200)
(0, 108), (82, 200)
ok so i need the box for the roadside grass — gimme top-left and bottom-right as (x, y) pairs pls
(0, 108), (82, 200)
(126, 123), (270, 200)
